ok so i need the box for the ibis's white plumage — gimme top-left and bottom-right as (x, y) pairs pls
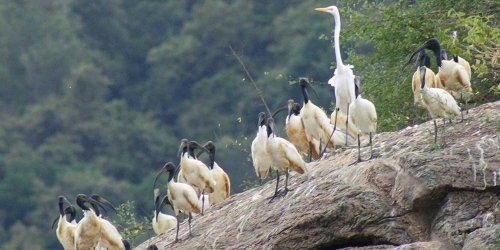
(152, 212), (176, 235)
(251, 113), (272, 179)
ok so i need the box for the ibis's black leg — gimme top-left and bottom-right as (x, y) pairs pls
(319, 138), (322, 158)
(369, 132), (373, 159)
(188, 213), (193, 237)
(442, 118), (447, 146)
(346, 104), (350, 146)
(433, 119), (438, 144)
(460, 90), (464, 122)
(175, 214), (180, 242)
(269, 170), (280, 202)
(201, 190), (205, 215)
(309, 146), (312, 162)
(357, 134), (361, 162)
(283, 170), (292, 195)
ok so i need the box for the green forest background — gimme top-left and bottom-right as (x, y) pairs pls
(0, 0), (498, 249)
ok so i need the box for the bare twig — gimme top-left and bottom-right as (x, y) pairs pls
(229, 45), (272, 117)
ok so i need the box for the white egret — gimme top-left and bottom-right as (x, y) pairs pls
(315, 5), (356, 145)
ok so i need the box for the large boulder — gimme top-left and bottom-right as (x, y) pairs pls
(136, 102), (500, 250)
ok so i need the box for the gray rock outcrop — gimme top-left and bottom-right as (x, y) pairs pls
(136, 101), (500, 250)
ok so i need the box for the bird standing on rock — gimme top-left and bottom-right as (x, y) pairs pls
(154, 162), (201, 242)
(266, 117), (307, 199)
(251, 112), (272, 182)
(316, 5), (357, 145)
(419, 66), (460, 145)
(348, 76), (377, 162)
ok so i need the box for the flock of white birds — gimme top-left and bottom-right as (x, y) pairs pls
(52, 5), (473, 250)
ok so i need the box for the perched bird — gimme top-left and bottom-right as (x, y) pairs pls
(266, 117), (307, 198)
(152, 189), (177, 235)
(197, 141), (230, 204)
(419, 66), (461, 144)
(90, 194), (130, 250)
(284, 99), (310, 157)
(178, 139), (216, 214)
(154, 162), (201, 242)
(53, 196), (77, 250)
(74, 194), (102, 250)
(348, 77), (377, 161)
(407, 38), (471, 120)
(407, 50), (440, 108)
(316, 5), (356, 145)
(298, 78), (346, 157)
(251, 112), (272, 181)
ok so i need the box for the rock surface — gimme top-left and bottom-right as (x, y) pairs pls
(136, 102), (500, 250)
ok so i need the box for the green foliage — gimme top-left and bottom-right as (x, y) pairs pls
(112, 201), (151, 247)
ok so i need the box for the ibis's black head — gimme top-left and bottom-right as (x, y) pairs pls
(65, 206), (77, 222)
(153, 161), (177, 189)
(147, 245), (159, 250)
(58, 196), (66, 215)
(405, 38), (443, 71)
(91, 194), (116, 214)
(156, 195), (173, 222)
(287, 99), (295, 117)
(299, 77), (310, 87)
(76, 194), (100, 212)
(288, 99), (301, 116)
(52, 195), (72, 229)
(266, 117), (275, 138)
(258, 112), (266, 127)
(201, 141), (216, 169)
(178, 138), (189, 158)
(422, 38), (442, 67)
(123, 239), (131, 250)
(292, 103), (301, 115)
(188, 141), (210, 166)
(419, 66), (427, 89)
(354, 76), (361, 98)
(203, 141), (216, 155)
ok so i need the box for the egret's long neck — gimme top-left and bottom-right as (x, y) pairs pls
(332, 13), (343, 67)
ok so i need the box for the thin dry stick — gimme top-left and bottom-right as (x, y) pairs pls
(229, 45), (272, 117)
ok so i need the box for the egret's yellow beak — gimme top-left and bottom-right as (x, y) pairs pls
(315, 7), (329, 13)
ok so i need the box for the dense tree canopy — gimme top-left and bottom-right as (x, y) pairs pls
(0, 0), (497, 248)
